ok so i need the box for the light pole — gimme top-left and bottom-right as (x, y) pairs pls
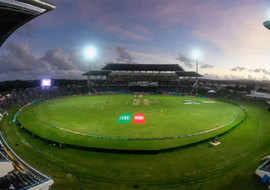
(192, 50), (200, 96)
(83, 46), (97, 94)
(195, 57), (198, 96)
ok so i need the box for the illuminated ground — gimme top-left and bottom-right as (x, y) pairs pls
(17, 95), (244, 150)
(1, 100), (269, 190)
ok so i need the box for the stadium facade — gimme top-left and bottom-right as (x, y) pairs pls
(0, 0), (55, 189)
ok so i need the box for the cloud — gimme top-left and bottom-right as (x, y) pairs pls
(176, 54), (193, 68)
(0, 42), (96, 81)
(200, 64), (214, 69)
(115, 47), (133, 63)
(0, 42), (40, 73)
(41, 49), (73, 71)
(261, 70), (270, 75)
(251, 68), (270, 75)
(106, 25), (151, 41)
(231, 66), (246, 72)
(253, 68), (262, 73)
(203, 73), (221, 80)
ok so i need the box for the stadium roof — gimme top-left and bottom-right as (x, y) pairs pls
(264, 21), (270, 30)
(102, 63), (184, 72)
(83, 70), (111, 76)
(0, 0), (55, 47)
(247, 91), (270, 99)
(176, 71), (203, 77)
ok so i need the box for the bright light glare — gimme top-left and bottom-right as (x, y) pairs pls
(41, 79), (51, 87)
(83, 46), (97, 59)
(192, 49), (201, 60)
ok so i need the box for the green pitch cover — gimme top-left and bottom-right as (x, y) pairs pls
(117, 113), (132, 124)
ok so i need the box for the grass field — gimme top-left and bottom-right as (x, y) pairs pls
(17, 95), (245, 150)
(1, 99), (270, 190)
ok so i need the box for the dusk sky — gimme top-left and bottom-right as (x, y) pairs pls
(1, 0), (270, 81)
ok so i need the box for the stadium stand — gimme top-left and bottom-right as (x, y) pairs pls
(83, 63), (202, 93)
(0, 132), (53, 190)
(0, 151), (14, 178)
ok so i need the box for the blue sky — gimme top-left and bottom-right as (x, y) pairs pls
(1, 0), (270, 81)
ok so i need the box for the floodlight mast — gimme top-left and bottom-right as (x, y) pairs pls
(87, 60), (93, 94)
(192, 50), (200, 96)
(83, 46), (97, 94)
(196, 57), (199, 96)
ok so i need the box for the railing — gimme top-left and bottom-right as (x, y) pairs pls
(0, 131), (54, 190)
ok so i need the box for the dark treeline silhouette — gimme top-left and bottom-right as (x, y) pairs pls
(0, 80), (87, 93)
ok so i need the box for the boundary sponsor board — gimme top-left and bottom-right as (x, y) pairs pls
(133, 114), (145, 124)
(117, 113), (146, 124)
(117, 113), (132, 124)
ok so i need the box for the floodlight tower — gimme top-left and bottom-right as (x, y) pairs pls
(192, 50), (200, 96)
(83, 46), (97, 94)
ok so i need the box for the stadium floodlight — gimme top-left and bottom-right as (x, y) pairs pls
(83, 46), (97, 60)
(192, 49), (201, 60)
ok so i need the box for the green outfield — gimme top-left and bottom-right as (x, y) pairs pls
(17, 95), (245, 150)
(1, 99), (270, 190)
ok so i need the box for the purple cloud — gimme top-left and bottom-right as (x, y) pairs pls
(231, 66), (246, 72)
(176, 54), (193, 68)
(115, 47), (133, 63)
(200, 64), (214, 69)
